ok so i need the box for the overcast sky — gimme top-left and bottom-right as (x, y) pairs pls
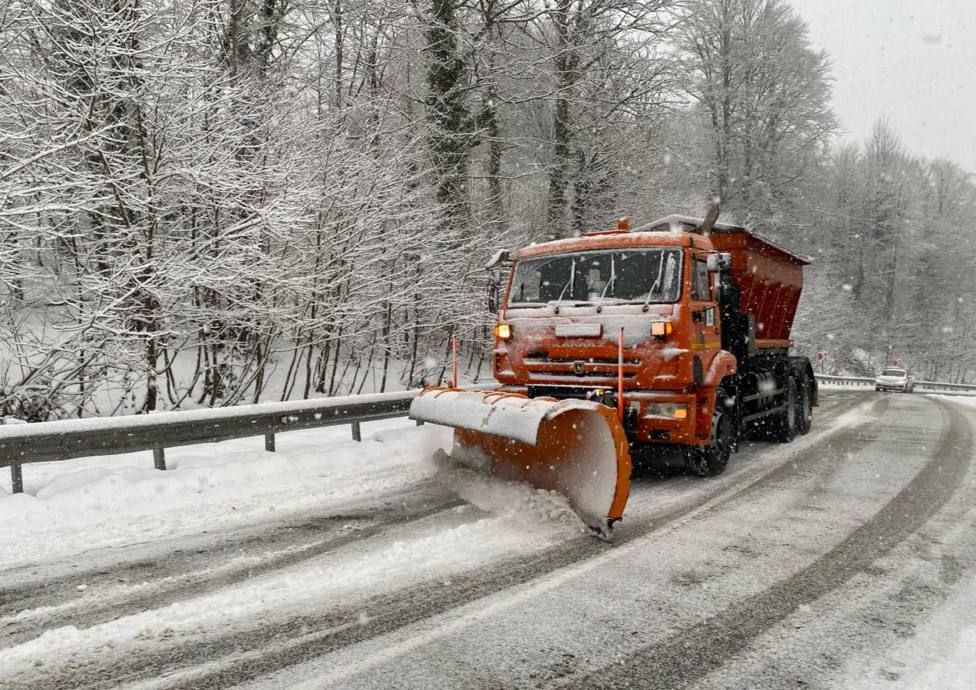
(789, 0), (976, 173)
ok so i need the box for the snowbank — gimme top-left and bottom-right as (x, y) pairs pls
(0, 419), (451, 569)
(935, 394), (976, 410)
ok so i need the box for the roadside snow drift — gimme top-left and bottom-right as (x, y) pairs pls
(0, 420), (449, 569)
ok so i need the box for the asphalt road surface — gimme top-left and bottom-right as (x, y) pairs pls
(3, 390), (975, 689)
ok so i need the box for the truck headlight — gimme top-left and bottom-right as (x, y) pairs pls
(494, 323), (512, 340)
(650, 320), (673, 337)
(644, 402), (688, 419)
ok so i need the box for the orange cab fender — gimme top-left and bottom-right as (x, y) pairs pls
(692, 351), (738, 441)
(703, 350), (738, 391)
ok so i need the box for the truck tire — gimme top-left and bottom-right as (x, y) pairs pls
(686, 389), (734, 477)
(796, 377), (813, 435)
(773, 376), (798, 443)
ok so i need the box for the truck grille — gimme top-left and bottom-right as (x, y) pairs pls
(522, 355), (640, 382)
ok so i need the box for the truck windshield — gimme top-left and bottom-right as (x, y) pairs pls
(507, 249), (682, 307)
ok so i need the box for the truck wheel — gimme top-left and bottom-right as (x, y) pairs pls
(686, 391), (734, 477)
(795, 378), (813, 436)
(774, 377), (797, 443)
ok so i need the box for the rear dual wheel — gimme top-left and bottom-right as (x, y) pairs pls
(745, 375), (805, 442)
(773, 374), (816, 441)
(795, 377), (812, 436)
(773, 377), (797, 442)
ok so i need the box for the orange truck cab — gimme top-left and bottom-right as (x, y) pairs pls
(488, 214), (818, 476)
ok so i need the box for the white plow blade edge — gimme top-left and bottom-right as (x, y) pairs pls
(409, 388), (632, 536)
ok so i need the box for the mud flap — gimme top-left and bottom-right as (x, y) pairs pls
(409, 388), (632, 535)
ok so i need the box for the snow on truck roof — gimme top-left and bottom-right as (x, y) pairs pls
(640, 215), (811, 265)
(636, 214), (747, 233)
(515, 215), (810, 265)
(514, 230), (693, 260)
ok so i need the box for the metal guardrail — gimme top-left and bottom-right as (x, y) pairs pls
(815, 374), (976, 393)
(3, 376), (973, 495)
(814, 374), (875, 387)
(914, 380), (976, 392)
(0, 390), (420, 494)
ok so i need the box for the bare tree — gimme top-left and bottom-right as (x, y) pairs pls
(679, 0), (834, 228)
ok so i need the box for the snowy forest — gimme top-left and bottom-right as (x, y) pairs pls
(1, 0), (974, 419)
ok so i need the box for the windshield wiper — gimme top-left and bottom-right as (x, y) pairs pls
(642, 252), (667, 309)
(555, 257), (576, 303)
(599, 253), (616, 300)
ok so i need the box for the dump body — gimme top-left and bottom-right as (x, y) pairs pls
(642, 216), (808, 349)
(709, 231), (803, 345)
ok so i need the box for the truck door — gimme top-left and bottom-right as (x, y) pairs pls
(690, 254), (720, 360)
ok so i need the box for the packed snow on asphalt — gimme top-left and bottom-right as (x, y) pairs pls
(3, 392), (976, 689)
(0, 418), (591, 682)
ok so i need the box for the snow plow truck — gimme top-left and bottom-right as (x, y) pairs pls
(410, 213), (817, 537)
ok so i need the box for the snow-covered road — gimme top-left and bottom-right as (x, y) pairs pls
(2, 391), (975, 689)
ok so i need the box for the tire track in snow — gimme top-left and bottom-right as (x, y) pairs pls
(23, 393), (883, 690)
(579, 396), (973, 689)
(236, 394), (889, 690)
(0, 481), (463, 648)
(0, 392), (872, 689)
(0, 389), (856, 629)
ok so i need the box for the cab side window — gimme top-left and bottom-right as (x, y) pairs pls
(691, 259), (711, 300)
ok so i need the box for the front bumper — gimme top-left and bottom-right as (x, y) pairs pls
(510, 385), (706, 446)
(625, 392), (700, 445)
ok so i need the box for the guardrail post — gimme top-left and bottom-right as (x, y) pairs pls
(265, 433), (275, 452)
(11, 464), (23, 494)
(351, 421), (361, 442)
(153, 448), (166, 471)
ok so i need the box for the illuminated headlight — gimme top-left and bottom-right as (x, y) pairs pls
(643, 402), (688, 420)
(650, 320), (673, 337)
(494, 323), (512, 340)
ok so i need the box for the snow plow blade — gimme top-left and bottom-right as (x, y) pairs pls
(410, 388), (632, 537)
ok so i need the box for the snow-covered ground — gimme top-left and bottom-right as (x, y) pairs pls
(5, 391), (974, 689)
(0, 416), (589, 683)
(941, 394), (976, 411)
(0, 476), (577, 684)
(848, 394), (976, 689)
(0, 418), (449, 569)
(844, 550), (976, 690)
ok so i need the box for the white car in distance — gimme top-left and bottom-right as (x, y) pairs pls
(875, 367), (914, 393)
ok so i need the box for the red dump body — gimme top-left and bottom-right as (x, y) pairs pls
(642, 216), (809, 349)
(710, 229), (807, 346)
